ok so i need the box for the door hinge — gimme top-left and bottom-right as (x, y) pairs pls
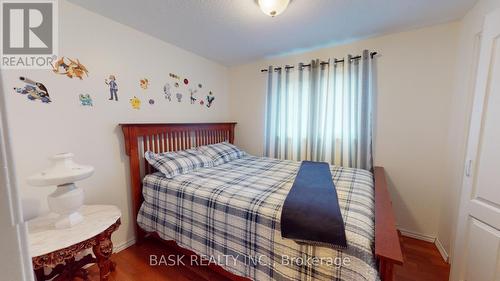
(465, 160), (472, 177)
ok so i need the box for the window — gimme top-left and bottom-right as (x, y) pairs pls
(264, 51), (375, 170)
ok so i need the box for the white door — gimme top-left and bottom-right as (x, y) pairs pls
(451, 9), (500, 281)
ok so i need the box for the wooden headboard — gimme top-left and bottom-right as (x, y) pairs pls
(120, 122), (236, 241)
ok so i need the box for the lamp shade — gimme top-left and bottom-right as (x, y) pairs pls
(258, 0), (290, 17)
(28, 153), (94, 186)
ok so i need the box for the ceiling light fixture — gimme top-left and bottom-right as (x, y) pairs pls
(258, 0), (290, 17)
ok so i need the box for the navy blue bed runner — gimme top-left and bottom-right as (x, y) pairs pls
(280, 161), (347, 248)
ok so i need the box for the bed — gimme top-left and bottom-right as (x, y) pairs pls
(121, 123), (403, 281)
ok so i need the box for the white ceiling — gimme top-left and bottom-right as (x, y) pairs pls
(67, 0), (477, 66)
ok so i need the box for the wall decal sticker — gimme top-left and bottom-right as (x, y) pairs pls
(79, 94), (93, 107)
(130, 96), (141, 109)
(206, 91), (215, 108)
(52, 57), (89, 80)
(174, 82), (180, 88)
(149, 99), (155, 105)
(169, 73), (180, 80)
(176, 92), (182, 102)
(189, 89), (197, 104)
(199, 100), (204, 106)
(183, 78), (189, 85)
(140, 78), (149, 89)
(14, 76), (51, 103)
(105, 75), (119, 101)
(163, 83), (172, 101)
(198, 83), (202, 89)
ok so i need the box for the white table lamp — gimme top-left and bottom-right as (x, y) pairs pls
(28, 153), (94, 229)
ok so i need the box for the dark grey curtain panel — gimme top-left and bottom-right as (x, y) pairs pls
(264, 50), (375, 171)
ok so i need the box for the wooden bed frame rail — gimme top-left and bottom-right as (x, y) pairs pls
(120, 123), (403, 281)
(374, 166), (404, 280)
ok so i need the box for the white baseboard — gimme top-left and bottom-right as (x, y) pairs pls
(434, 238), (449, 263)
(398, 228), (449, 263)
(399, 228), (435, 243)
(114, 238), (136, 253)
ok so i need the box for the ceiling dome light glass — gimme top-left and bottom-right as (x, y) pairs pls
(258, 0), (290, 17)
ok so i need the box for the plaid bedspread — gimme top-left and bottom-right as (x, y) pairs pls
(138, 156), (378, 281)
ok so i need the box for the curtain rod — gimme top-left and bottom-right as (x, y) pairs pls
(260, 51), (378, 72)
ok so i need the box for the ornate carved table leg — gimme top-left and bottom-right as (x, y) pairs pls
(34, 268), (45, 281)
(92, 230), (115, 281)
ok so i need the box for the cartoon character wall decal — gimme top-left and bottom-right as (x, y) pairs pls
(79, 94), (93, 106)
(13, 76), (51, 103)
(169, 73), (180, 80)
(163, 83), (172, 101)
(176, 92), (182, 102)
(206, 91), (215, 108)
(130, 96), (141, 109)
(189, 89), (197, 104)
(105, 75), (119, 101)
(140, 78), (149, 90)
(52, 57), (88, 79)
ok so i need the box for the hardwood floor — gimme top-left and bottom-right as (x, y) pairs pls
(83, 236), (450, 281)
(85, 239), (232, 281)
(394, 236), (450, 281)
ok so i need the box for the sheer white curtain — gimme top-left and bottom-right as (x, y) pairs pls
(264, 50), (375, 171)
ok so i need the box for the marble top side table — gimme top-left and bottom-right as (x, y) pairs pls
(28, 205), (121, 281)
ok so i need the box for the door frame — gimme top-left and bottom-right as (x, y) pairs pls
(0, 74), (34, 280)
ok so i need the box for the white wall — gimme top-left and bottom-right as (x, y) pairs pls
(437, 0), (500, 261)
(0, 0), (230, 250)
(229, 22), (460, 241)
